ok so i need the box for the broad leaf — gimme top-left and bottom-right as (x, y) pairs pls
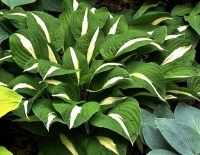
(0, 146), (13, 155)
(0, 68), (14, 86)
(156, 118), (200, 155)
(147, 149), (179, 155)
(0, 86), (22, 117)
(1, 0), (36, 9)
(171, 3), (193, 16)
(153, 105), (174, 119)
(184, 15), (200, 35)
(41, 0), (63, 12)
(190, 1), (200, 16)
(0, 25), (9, 43)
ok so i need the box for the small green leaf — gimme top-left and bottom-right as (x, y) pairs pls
(190, 1), (200, 16)
(184, 15), (200, 35)
(0, 86), (22, 118)
(0, 146), (13, 155)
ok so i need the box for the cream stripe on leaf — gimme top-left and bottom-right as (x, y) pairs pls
(60, 134), (78, 155)
(81, 8), (88, 36)
(100, 97), (127, 105)
(95, 63), (123, 73)
(151, 17), (172, 25)
(108, 16), (121, 35)
(103, 77), (124, 89)
(23, 100), (29, 119)
(70, 47), (80, 84)
(87, 27), (99, 63)
(0, 82), (7, 87)
(46, 112), (57, 131)
(43, 66), (59, 80)
(8, 13), (26, 17)
(73, 0), (79, 11)
(0, 55), (12, 62)
(30, 13), (50, 42)
(167, 90), (200, 101)
(161, 45), (192, 65)
(24, 63), (38, 72)
(52, 94), (71, 100)
(15, 33), (37, 59)
(13, 83), (36, 91)
(69, 105), (82, 129)
(47, 44), (57, 63)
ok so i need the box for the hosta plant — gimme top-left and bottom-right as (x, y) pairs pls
(0, 0), (200, 154)
(141, 103), (200, 155)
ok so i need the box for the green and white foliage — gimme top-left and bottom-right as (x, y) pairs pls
(1, 0), (200, 154)
(142, 103), (200, 155)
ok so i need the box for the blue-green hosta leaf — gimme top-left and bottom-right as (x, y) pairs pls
(171, 3), (193, 16)
(38, 60), (76, 80)
(188, 76), (200, 95)
(175, 103), (200, 134)
(153, 105), (174, 119)
(62, 47), (89, 85)
(190, 1), (200, 16)
(9, 29), (49, 68)
(90, 98), (141, 145)
(62, 0), (79, 20)
(103, 15), (128, 35)
(147, 149), (179, 155)
(156, 118), (200, 155)
(75, 27), (105, 63)
(0, 146), (13, 155)
(52, 83), (78, 103)
(142, 124), (173, 150)
(0, 68), (14, 86)
(32, 99), (64, 131)
(0, 86), (22, 118)
(53, 101), (100, 129)
(90, 67), (129, 92)
(100, 30), (164, 61)
(161, 63), (199, 81)
(141, 109), (156, 127)
(70, 7), (98, 39)
(185, 15), (200, 35)
(133, 2), (163, 19)
(1, 0), (36, 9)
(126, 61), (166, 101)
(27, 11), (64, 51)
(4, 9), (27, 29)
(166, 84), (200, 101)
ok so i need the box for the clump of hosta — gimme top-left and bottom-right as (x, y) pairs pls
(0, 0), (200, 154)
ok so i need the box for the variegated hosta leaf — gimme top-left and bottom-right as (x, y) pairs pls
(24, 58), (38, 73)
(9, 29), (49, 68)
(75, 27), (105, 64)
(62, 47), (89, 85)
(52, 83), (78, 103)
(100, 30), (163, 61)
(166, 83), (200, 101)
(103, 15), (128, 35)
(27, 11), (64, 51)
(8, 74), (40, 96)
(161, 63), (199, 81)
(0, 50), (12, 64)
(62, 0), (80, 20)
(53, 101), (100, 129)
(32, 99), (64, 131)
(4, 9), (27, 29)
(0, 68), (14, 86)
(150, 26), (167, 44)
(184, 15), (200, 35)
(90, 67), (129, 92)
(160, 38), (194, 65)
(0, 86), (22, 118)
(90, 98), (141, 145)
(126, 61), (166, 101)
(38, 60), (76, 80)
(70, 7), (99, 39)
(188, 76), (200, 95)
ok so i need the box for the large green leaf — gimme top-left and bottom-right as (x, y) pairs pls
(190, 1), (200, 16)
(1, 0), (36, 9)
(171, 3), (193, 16)
(32, 99), (64, 131)
(9, 29), (49, 68)
(156, 118), (200, 155)
(0, 146), (13, 155)
(53, 101), (100, 129)
(41, 0), (63, 12)
(147, 149), (179, 155)
(126, 61), (166, 101)
(90, 98), (141, 145)
(0, 68), (14, 86)
(0, 25), (9, 43)
(175, 103), (200, 134)
(0, 86), (22, 118)
(184, 15), (200, 35)
(62, 0), (80, 20)
(27, 11), (64, 51)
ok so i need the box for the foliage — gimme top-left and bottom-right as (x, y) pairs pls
(141, 103), (200, 155)
(0, 0), (200, 154)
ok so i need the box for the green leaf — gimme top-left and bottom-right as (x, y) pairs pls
(188, 76), (200, 94)
(1, 0), (36, 9)
(156, 118), (200, 155)
(0, 68), (14, 86)
(32, 99), (64, 131)
(52, 83), (78, 103)
(0, 146), (13, 155)
(9, 29), (49, 68)
(0, 86), (22, 118)
(161, 63), (199, 81)
(62, 47), (89, 85)
(0, 25), (9, 43)
(171, 3), (193, 16)
(175, 103), (200, 134)
(190, 1), (200, 16)
(153, 105), (174, 119)
(62, 0), (79, 20)
(184, 15), (200, 35)
(126, 61), (166, 101)
(41, 0), (62, 12)
(53, 101), (100, 129)
(90, 98), (141, 145)
(151, 26), (167, 44)
(141, 109), (156, 127)
(147, 149), (179, 155)
(142, 124), (173, 150)
(27, 11), (64, 51)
